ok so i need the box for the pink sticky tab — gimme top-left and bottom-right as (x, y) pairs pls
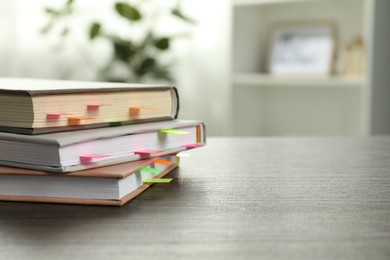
(134, 150), (163, 156)
(46, 113), (61, 120)
(79, 154), (110, 164)
(182, 143), (205, 149)
(87, 104), (101, 110)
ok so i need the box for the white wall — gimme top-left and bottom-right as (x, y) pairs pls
(0, 0), (231, 136)
(370, 0), (390, 134)
(173, 1), (232, 136)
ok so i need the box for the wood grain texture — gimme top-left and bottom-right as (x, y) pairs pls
(0, 137), (389, 260)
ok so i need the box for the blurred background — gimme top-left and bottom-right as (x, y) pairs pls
(1, 0), (389, 137)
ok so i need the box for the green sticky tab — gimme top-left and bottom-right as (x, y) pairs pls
(108, 121), (122, 127)
(140, 167), (163, 174)
(143, 178), (173, 183)
(160, 129), (190, 135)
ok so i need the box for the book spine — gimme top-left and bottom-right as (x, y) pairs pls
(172, 86), (180, 119)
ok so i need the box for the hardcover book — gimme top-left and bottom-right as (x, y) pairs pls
(0, 155), (178, 206)
(0, 120), (205, 172)
(0, 78), (179, 134)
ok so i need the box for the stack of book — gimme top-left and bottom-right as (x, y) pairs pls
(0, 78), (206, 206)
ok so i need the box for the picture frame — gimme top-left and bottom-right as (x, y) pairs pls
(267, 22), (337, 76)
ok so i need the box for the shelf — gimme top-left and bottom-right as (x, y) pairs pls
(230, 0), (384, 136)
(233, 73), (364, 88)
(233, 0), (318, 7)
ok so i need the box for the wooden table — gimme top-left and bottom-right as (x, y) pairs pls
(1, 137), (389, 259)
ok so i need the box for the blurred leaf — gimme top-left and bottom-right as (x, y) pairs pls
(151, 67), (173, 82)
(139, 32), (154, 50)
(89, 22), (101, 40)
(66, 0), (74, 6)
(115, 2), (141, 21)
(113, 40), (136, 62)
(45, 7), (61, 16)
(135, 58), (156, 76)
(107, 77), (127, 83)
(154, 38), (170, 50)
(171, 8), (195, 24)
(41, 22), (53, 34)
(63, 8), (73, 15)
(61, 27), (69, 37)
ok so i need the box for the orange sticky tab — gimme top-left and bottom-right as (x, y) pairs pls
(154, 159), (173, 165)
(129, 106), (158, 115)
(68, 117), (80, 126)
(46, 113), (61, 120)
(129, 106), (141, 115)
(67, 116), (94, 125)
(80, 154), (110, 164)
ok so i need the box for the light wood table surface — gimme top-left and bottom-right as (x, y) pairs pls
(0, 137), (389, 259)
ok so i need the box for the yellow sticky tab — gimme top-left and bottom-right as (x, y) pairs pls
(160, 129), (190, 135)
(143, 178), (173, 183)
(176, 156), (181, 166)
(154, 159), (173, 165)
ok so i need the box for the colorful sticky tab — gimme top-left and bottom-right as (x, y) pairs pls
(46, 113), (61, 120)
(140, 167), (163, 174)
(143, 178), (173, 183)
(160, 129), (190, 135)
(182, 143), (205, 149)
(129, 106), (159, 115)
(79, 154), (110, 164)
(87, 104), (101, 110)
(67, 116), (94, 126)
(154, 159), (173, 165)
(134, 150), (163, 156)
(129, 106), (141, 115)
(68, 118), (80, 125)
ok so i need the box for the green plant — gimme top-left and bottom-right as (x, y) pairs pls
(42, 0), (194, 83)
